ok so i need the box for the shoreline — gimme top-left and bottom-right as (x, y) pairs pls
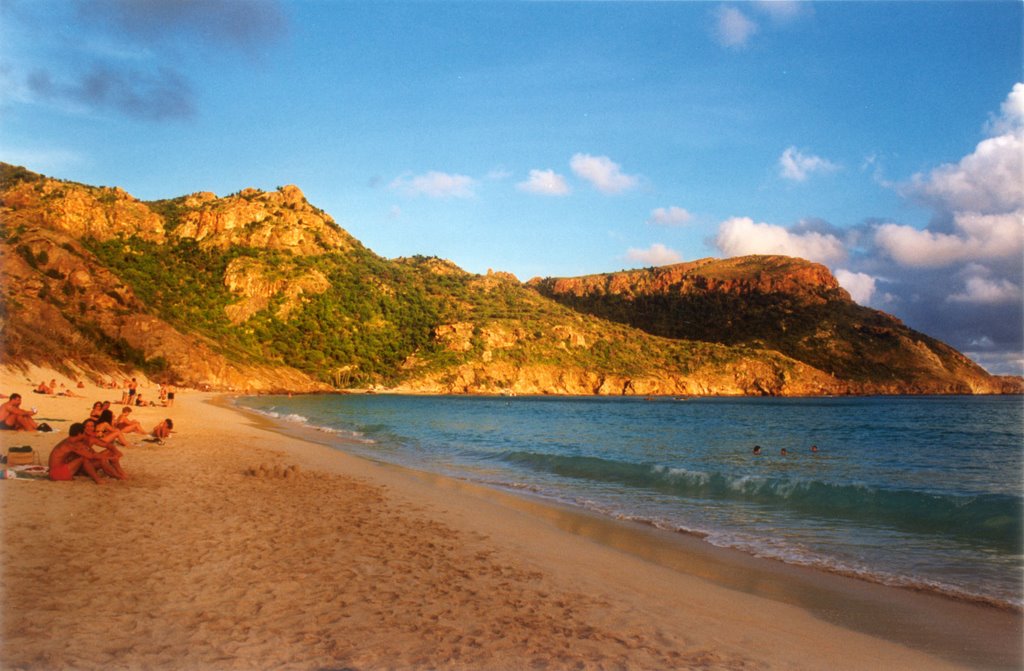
(230, 394), (1024, 668)
(236, 391), (1024, 613)
(2, 370), (1021, 669)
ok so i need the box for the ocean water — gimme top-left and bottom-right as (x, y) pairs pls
(237, 394), (1023, 609)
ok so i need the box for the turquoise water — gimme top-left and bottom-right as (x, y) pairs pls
(238, 394), (1024, 609)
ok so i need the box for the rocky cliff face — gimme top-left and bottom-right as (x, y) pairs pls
(529, 257), (1021, 394)
(171, 185), (359, 254)
(2, 177), (166, 243)
(529, 256), (848, 304)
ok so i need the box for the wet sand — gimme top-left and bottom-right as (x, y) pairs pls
(1, 367), (1020, 669)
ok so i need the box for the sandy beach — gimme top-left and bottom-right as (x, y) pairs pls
(1, 367), (1020, 670)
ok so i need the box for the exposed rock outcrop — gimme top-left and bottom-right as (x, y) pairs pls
(173, 185), (357, 255)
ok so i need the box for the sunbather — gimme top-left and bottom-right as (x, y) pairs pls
(95, 409), (130, 447)
(113, 406), (146, 435)
(0, 394), (40, 431)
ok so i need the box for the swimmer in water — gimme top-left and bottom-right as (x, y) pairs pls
(811, 444), (819, 453)
(780, 448), (788, 456)
(752, 445), (762, 455)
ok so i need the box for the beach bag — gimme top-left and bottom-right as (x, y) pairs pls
(6, 446), (36, 466)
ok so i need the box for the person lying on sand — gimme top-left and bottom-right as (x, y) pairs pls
(48, 423), (111, 484)
(81, 419), (128, 480)
(0, 394), (40, 431)
(113, 407), (146, 435)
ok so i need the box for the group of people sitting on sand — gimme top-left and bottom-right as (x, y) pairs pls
(2, 387), (176, 483)
(45, 401), (175, 483)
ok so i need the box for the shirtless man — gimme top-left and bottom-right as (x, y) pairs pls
(48, 423), (107, 484)
(0, 394), (39, 431)
(81, 419), (128, 480)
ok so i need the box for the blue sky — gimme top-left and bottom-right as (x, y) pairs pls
(2, 1), (1022, 374)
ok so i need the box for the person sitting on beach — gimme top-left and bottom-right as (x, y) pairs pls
(81, 418), (128, 480)
(135, 393), (148, 407)
(0, 394), (40, 431)
(113, 406), (146, 435)
(152, 418), (173, 441)
(88, 401), (104, 421)
(95, 409), (130, 447)
(48, 423), (109, 484)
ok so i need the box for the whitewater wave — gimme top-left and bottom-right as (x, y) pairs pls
(496, 450), (1023, 550)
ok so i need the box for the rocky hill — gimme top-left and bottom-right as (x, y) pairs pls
(1, 163), (1018, 395)
(528, 257), (1021, 394)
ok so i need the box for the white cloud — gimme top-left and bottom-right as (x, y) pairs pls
(516, 169), (570, 196)
(625, 243), (682, 266)
(389, 171), (477, 198)
(779, 146), (840, 182)
(986, 82), (1024, 135)
(648, 206), (693, 226)
(713, 6), (758, 48)
(714, 216), (847, 265)
(570, 153), (640, 194)
(874, 211), (1024, 268)
(834, 269), (877, 305)
(908, 132), (1024, 215)
(949, 275), (1023, 305)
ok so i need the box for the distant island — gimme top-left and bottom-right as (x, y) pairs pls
(2, 162), (1020, 396)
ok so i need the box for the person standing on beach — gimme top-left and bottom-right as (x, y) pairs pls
(0, 394), (40, 431)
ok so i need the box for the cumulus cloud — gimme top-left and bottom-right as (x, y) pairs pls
(648, 206), (693, 227)
(570, 153), (640, 194)
(713, 6), (758, 48)
(714, 217), (847, 265)
(625, 243), (682, 267)
(389, 171), (477, 199)
(876, 83), (1024, 272)
(986, 82), (1024, 135)
(834, 269), (877, 305)
(779, 146), (840, 182)
(874, 213), (1023, 270)
(948, 276), (1022, 305)
(906, 133), (1024, 215)
(517, 169), (570, 196)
